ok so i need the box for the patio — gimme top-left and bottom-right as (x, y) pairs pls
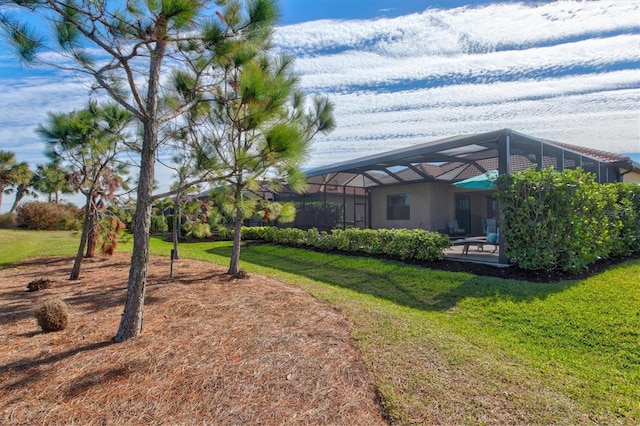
(291, 129), (639, 266)
(444, 240), (502, 265)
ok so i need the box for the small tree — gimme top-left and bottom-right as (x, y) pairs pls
(37, 102), (133, 279)
(201, 49), (335, 274)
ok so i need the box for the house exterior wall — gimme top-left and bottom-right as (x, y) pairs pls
(370, 182), (496, 235)
(622, 169), (640, 184)
(370, 183), (435, 230)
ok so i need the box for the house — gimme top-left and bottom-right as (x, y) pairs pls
(284, 129), (639, 262)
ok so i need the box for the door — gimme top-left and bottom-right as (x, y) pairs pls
(455, 194), (471, 235)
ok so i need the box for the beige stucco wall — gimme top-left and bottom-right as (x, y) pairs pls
(622, 169), (640, 184)
(370, 182), (495, 234)
(370, 183), (430, 230)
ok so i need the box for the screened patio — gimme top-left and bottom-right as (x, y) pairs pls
(284, 129), (637, 264)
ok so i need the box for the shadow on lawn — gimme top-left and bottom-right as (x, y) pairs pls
(206, 244), (580, 312)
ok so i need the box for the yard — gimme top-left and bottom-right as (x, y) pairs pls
(1, 230), (638, 424)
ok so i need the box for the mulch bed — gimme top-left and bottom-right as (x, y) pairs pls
(0, 253), (387, 425)
(407, 253), (640, 283)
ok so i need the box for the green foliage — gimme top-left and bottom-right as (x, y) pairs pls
(293, 201), (343, 229)
(16, 201), (82, 231)
(150, 214), (169, 233)
(240, 226), (451, 261)
(105, 201), (135, 232)
(182, 222), (212, 239)
(496, 168), (639, 272)
(609, 182), (640, 255)
(32, 162), (74, 203)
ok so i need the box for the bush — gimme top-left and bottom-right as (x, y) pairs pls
(496, 168), (640, 272)
(16, 202), (82, 230)
(609, 182), (640, 256)
(293, 201), (343, 229)
(35, 298), (69, 332)
(240, 226), (451, 261)
(0, 212), (17, 229)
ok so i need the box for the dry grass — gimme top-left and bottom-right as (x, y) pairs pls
(0, 254), (386, 425)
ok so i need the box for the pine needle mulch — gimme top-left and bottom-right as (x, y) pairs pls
(0, 253), (387, 425)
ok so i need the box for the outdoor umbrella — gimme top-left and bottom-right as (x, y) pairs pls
(453, 170), (498, 190)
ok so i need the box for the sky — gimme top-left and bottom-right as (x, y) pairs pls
(1, 0), (639, 211)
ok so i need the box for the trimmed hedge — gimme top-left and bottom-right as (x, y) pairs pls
(496, 168), (640, 272)
(241, 226), (451, 261)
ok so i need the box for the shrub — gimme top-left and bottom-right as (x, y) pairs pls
(16, 202), (82, 230)
(496, 168), (640, 272)
(35, 298), (69, 332)
(241, 226), (268, 240)
(609, 182), (640, 256)
(0, 212), (17, 229)
(293, 201), (343, 229)
(240, 226), (451, 261)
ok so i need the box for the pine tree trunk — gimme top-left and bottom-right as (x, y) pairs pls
(70, 197), (92, 280)
(113, 31), (165, 343)
(228, 205), (243, 275)
(172, 193), (181, 260)
(114, 121), (156, 342)
(85, 203), (97, 257)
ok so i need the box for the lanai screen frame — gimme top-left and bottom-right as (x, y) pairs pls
(304, 128), (631, 264)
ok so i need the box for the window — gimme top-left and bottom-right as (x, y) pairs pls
(387, 193), (410, 220)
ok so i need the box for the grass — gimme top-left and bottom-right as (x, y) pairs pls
(2, 229), (639, 424)
(0, 229), (80, 268)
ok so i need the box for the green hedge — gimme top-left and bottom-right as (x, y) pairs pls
(240, 226), (451, 261)
(496, 168), (640, 272)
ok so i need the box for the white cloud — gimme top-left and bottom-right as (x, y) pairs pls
(274, 1), (640, 167)
(1, 0), (639, 213)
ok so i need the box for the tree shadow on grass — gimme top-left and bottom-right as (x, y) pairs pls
(206, 244), (585, 312)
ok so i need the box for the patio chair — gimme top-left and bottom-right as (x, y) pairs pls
(482, 218), (497, 234)
(447, 220), (465, 236)
(485, 224), (499, 252)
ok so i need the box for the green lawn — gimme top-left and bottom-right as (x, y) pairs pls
(0, 229), (81, 268)
(2, 229), (639, 424)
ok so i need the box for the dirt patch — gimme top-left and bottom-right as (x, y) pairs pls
(0, 254), (386, 425)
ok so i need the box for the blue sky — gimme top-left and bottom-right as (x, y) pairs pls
(1, 0), (639, 210)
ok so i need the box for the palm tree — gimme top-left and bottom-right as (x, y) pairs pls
(32, 162), (73, 203)
(0, 150), (17, 210)
(3, 0), (282, 342)
(153, 197), (174, 236)
(8, 162), (35, 213)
